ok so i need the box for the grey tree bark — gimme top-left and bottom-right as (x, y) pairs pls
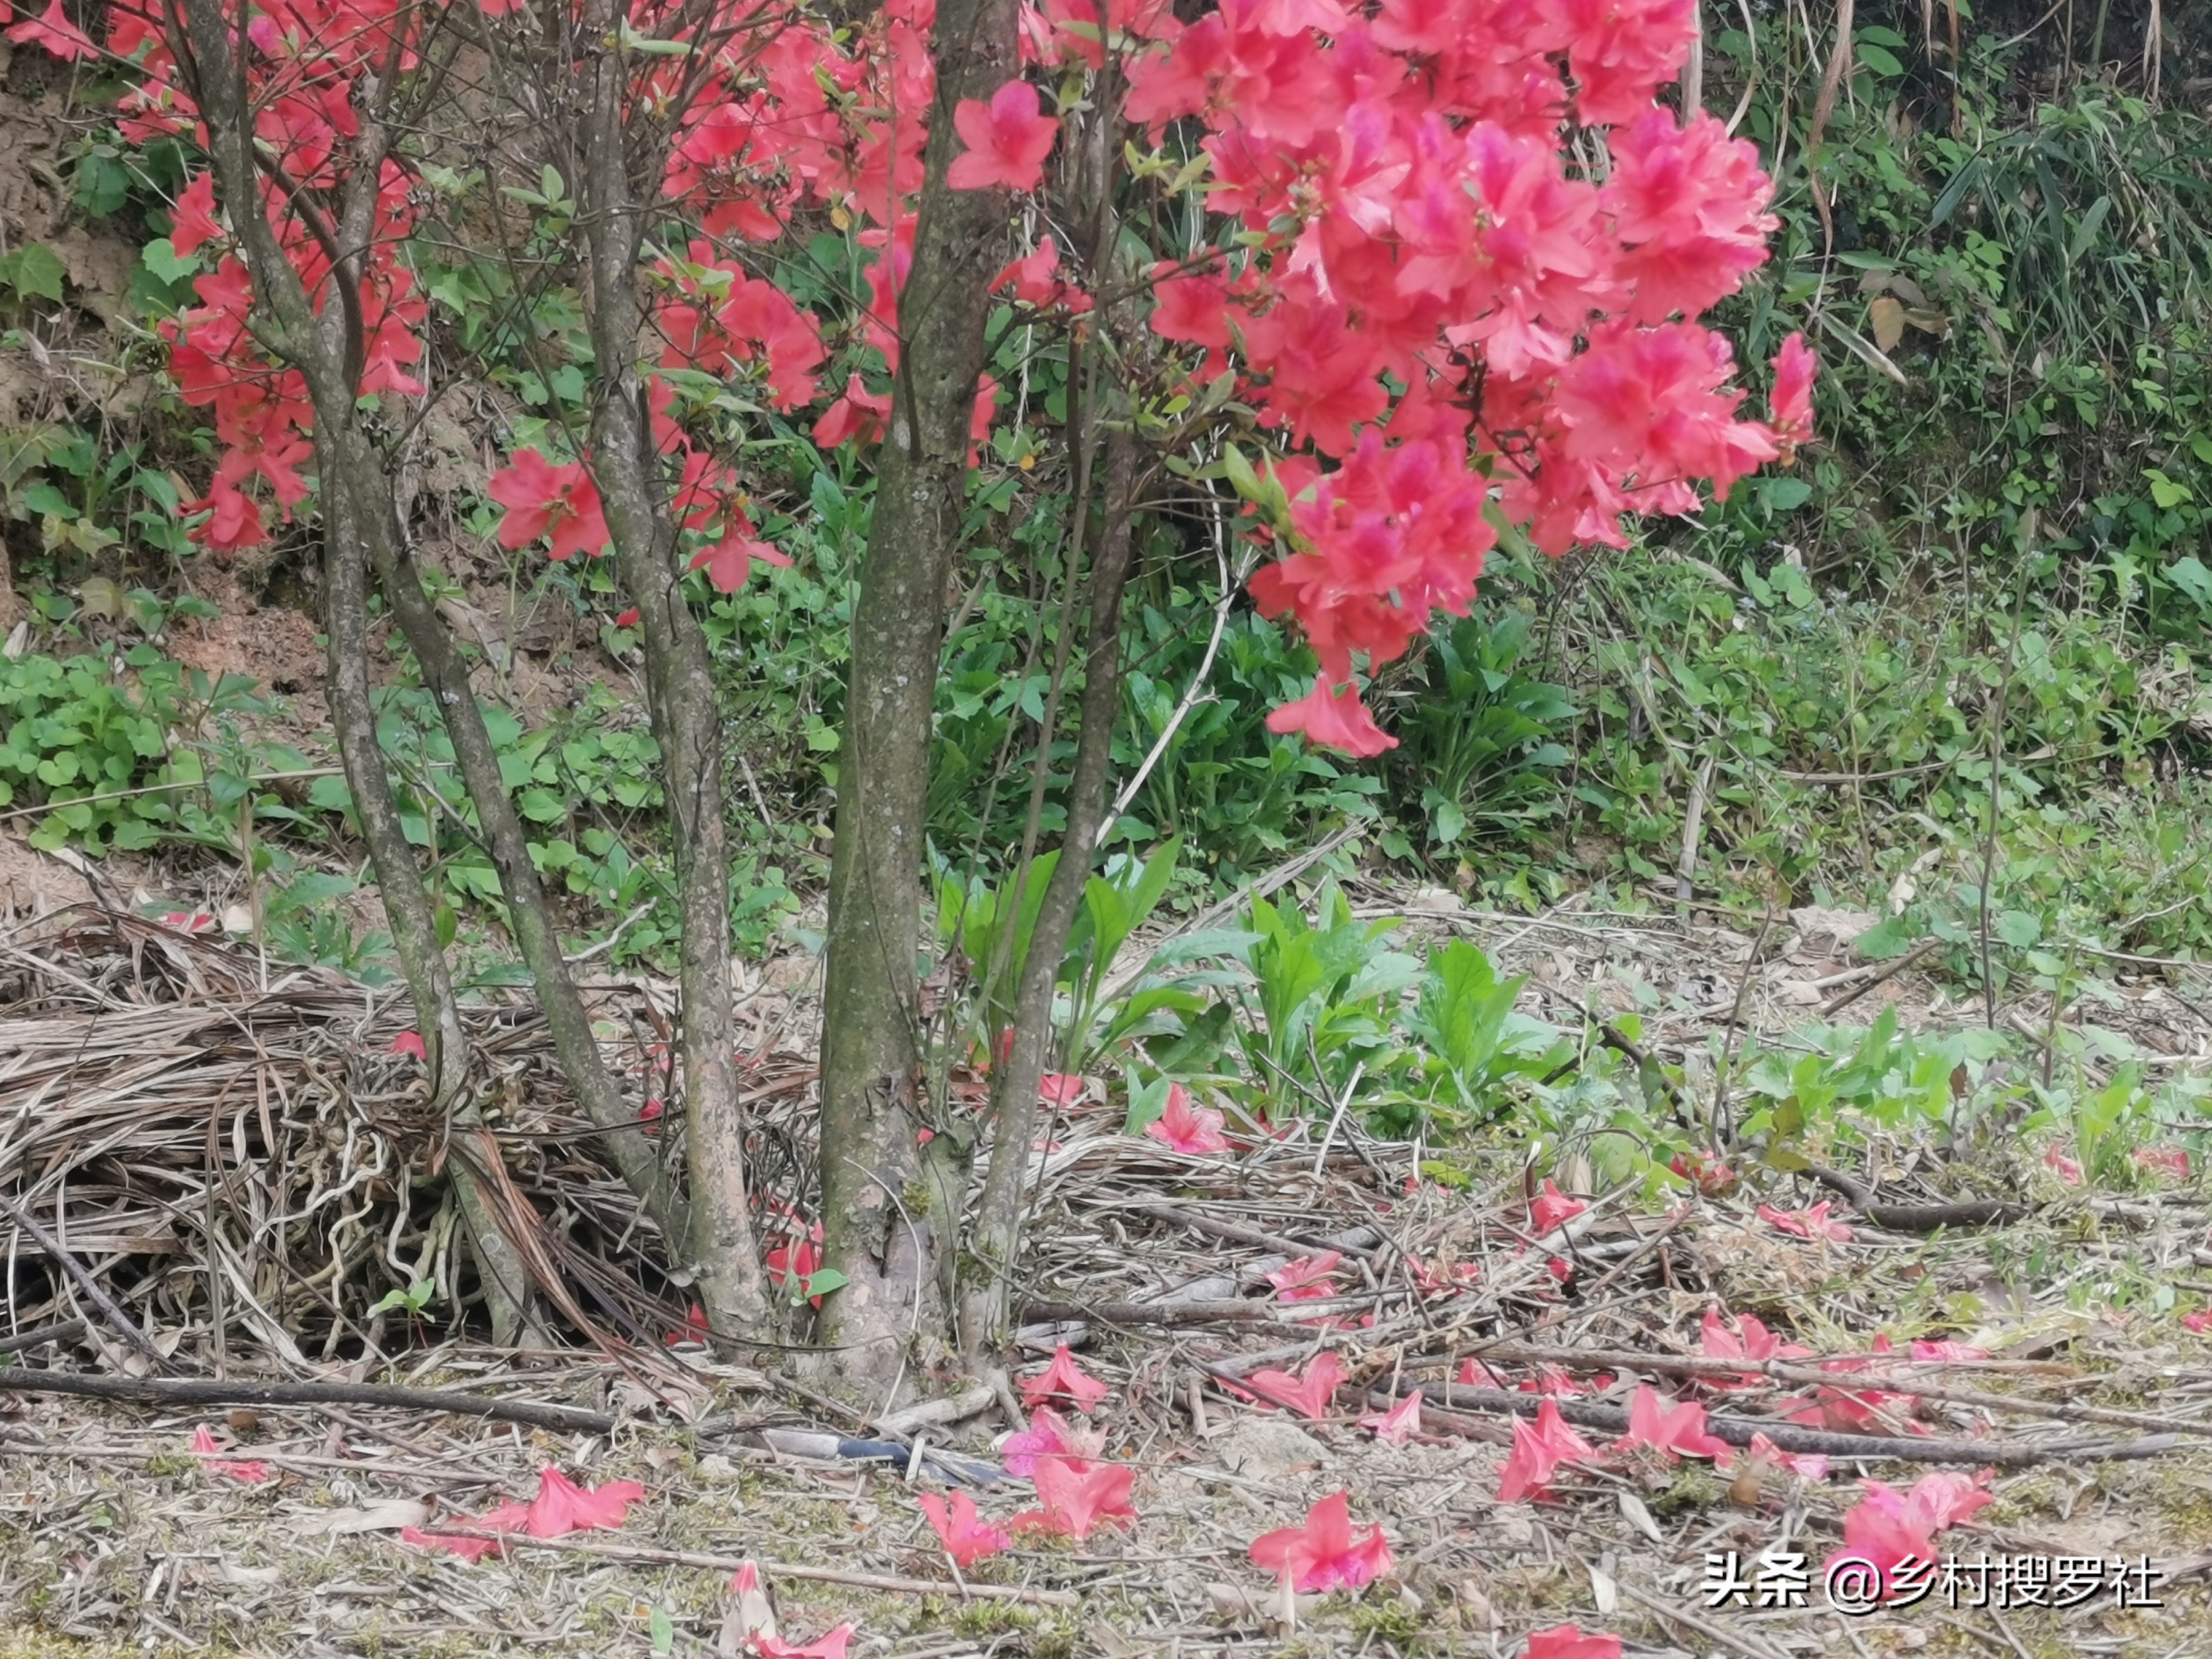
(575, 0), (768, 1336)
(813, 0), (1021, 1395)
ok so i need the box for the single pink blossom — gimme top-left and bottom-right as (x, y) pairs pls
(190, 1424), (270, 1484)
(1265, 1252), (1343, 1302)
(1496, 1399), (1595, 1503)
(1144, 1082), (1229, 1153)
(1615, 1384), (1731, 1461)
(1245, 1351), (1344, 1419)
(1248, 1490), (1393, 1592)
(1011, 1455), (1136, 1540)
(1529, 1179), (1587, 1235)
(1757, 1201), (1853, 1242)
(1358, 1392), (1421, 1446)
(1020, 1343), (1110, 1413)
(919, 1489), (1011, 1567)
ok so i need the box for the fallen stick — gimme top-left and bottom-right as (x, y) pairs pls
(1404, 1382), (2178, 1467)
(415, 1527), (1082, 1607)
(1818, 936), (1942, 1018)
(0, 1317), (87, 1356)
(0, 1194), (175, 1373)
(1474, 1340), (2212, 1440)
(1019, 1296), (1375, 1327)
(1803, 1162), (2027, 1230)
(0, 1369), (620, 1435)
(1118, 1201), (1381, 1261)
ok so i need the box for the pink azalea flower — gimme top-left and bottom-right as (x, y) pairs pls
(1143, 1082), (1228, 1153)
(1757, 1201), (1853, 1242)
(389, 1030), (427, 1061)
(1245, 1351), (1344, 1419)
(401, 1467), (644, 1560)
(1019, 1344), (1110, 1413)
(1525, 1626), (1623, 1659)
(1358, 1392), (1422, 1446)
(2043, 1142), (2083, 1185)
(1615, 1384), (1731, 1461)
(946, 79), (1061, 193)
(1248, 1490), (1393, 1593)
(1496, 1400), (1594, 1503)
(1456, 1358), (1507, 1389)
(1265, 1252), (1343, 1302)
(1529, 1178), (1587, 1235)
(1000, 1406), (1104, 1476)
(2181, 1310), (2211, 1334)
(1037, 1071), (1088, 1105)
(1700, 1306), (1813, 1384)
(190, 1424), (270, 1484)
(919, 1489), (1011, 1567)
(1265, 674), (1396, 757)
(1011, 1455), (1136, 1540)
(1824, 1472), (1994, 1600)
(2134, 1145), (2190, 1180)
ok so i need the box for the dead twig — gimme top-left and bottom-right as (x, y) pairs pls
(1475, 1340), (2212, 1439)
(1818, 936), (1942, 1019)
(412, 1528), (1083, 1606)
(0, 1368), (621, 1434)
(1405, 1381), (2179, 1466)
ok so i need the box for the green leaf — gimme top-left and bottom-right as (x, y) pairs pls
(140, 236), (198, 285)
(0, 244), (67, 304)
(1855, 40), (1905, 78)
(649, 1607), (674, 1657)
(1758, 476), (1814, 513)
(800, 1266), (849, 1299)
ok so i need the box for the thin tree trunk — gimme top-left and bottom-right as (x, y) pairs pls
(318, 439), (540, 1347)
(814, 0), (1020, 1395)
(959, 435), (1141, 1350)
(180, 0), (687, 1252)
(575, 0), (766, 1337)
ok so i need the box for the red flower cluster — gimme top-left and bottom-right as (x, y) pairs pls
(1101, 0), (1812, 746)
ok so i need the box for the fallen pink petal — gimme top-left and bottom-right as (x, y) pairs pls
(1245, 1351), (1344, 1419)
(190, 1424), (270, 1485)
(1524, 1624), (1623, 1659)
(1019, 1343), (1110, 1413)
(1757, 1201), (1853, 1243)
(1529, 1178), (1587, 1235)
(1358, 1392), (1421, 1445)
(919, 1489), (1011, 1567)
(1143, 1081), (1230, 1153)
(400, 1467), (645, 1560)
(1248, 1490), (1392, 1592)
(1265, 1251), (1343, 1301)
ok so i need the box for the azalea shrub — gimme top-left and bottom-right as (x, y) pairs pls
(7, 0), (1811, 1359)
(11, 0), (1809, 744)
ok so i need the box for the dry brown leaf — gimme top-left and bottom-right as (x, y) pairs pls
(1869, 294), (1906, 352)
